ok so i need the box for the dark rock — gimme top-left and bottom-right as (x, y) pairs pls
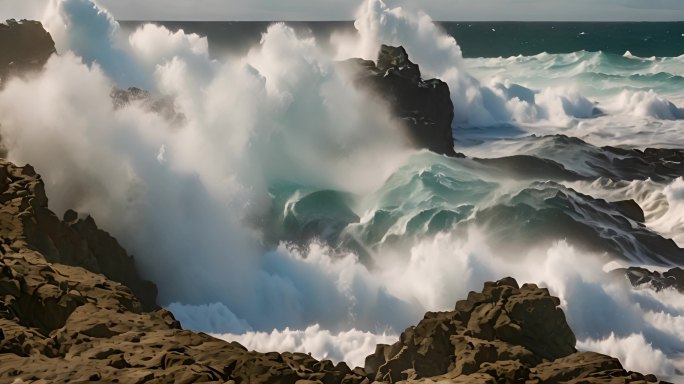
(474, 155), (585, 181)
(470, 181), (684, 265)
(343, 45), (457, 156)
(0, 19), (56, 84)
(602, 146), (684, 182)
(615, 266), (684, 293)
(612, 199), (645, 222)
(111, 87), (186, 126)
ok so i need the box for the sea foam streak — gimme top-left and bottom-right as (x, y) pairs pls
(0, 0), (683, 378)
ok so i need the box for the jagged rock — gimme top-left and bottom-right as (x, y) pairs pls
(0, 19), (56, 84)
(343, 45), (458, 157)
(611, 199), (645, 222)
(601, 146), (684, 182)
(111, 87), (186, 126)
(0, 160), (158, 311)
(615, 266), (684, 293)
(0, 158), (368, 384)
(364, 278), (669, 384)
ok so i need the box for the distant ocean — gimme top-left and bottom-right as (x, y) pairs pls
(120, 21), (684, 58)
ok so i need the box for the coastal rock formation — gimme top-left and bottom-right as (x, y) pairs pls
(343, 45), (458, 157)
(0, 19), (56, 84)
(111, 87), (186, 126)
(600, 146), (684, 182)
(616, 266), (684, 293)
(0, 160), (157, 311)
(0, 159), (367, 383)
(363, 277), (667, 383)
(0, 165), (669, 383)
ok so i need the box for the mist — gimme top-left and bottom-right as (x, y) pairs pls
(0, 0), (683, 378)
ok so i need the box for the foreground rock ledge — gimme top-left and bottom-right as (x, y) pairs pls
(0, 159), (673, 383)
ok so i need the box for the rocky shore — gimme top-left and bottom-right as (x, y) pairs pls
(0, 160), (670, 382)
(0, 18), (678, 384)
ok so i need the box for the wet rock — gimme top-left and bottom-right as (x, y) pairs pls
(111, 87), (186, 126)
(343, 45), (457, 157)
(612, 199), (646, 222)
(616, 266), (684, 293)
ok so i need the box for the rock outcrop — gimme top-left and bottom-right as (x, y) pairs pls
(0, 159), (368, 383)
(364, 278), (669, 383)
(111, 87), (186, 126)
(343, 45), (458, 157)
(0, 160), (157, 311)
(0, 19), (56, 84)
(616, 266), (684, 293)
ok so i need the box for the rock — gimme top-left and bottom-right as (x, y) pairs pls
(0, 19), (56, 84)
(612, 199), (645, 222)
(0, 160), (158, 311)
(364, 278), (667, 384)
(0, 160), (367, 384)
(111, 87), (186, 126)
(342, 45), (458, 157)
(531, 352), (625, 383)
(615, 266), (684, 293)
(602, 146), (684, 182)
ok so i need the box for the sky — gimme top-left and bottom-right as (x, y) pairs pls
(99, 0), (684, 21)
(1, 0), (683, 22)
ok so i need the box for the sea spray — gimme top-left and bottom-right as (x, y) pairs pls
(0, 0), (684, 378)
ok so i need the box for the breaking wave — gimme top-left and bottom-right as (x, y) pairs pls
(1, 0), (683, 379)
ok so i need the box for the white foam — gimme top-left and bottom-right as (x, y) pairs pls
(214, 325), (397, 368)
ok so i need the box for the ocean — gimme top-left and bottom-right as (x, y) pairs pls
(120, 21), (684, 58)
(2, 2), (684, 380)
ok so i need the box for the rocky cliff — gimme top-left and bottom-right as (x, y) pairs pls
(0, 162), (670, 382)
(0, 19), (56, 84)
(343, 45), (458, 157)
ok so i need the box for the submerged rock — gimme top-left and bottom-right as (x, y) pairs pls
(0, 19), (56, 84)
(343, 45), (458, 157)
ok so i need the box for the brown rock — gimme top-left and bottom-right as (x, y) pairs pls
(0, 19), (56, 84)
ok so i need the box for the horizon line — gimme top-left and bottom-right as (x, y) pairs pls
(116, 19), (684, 23)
